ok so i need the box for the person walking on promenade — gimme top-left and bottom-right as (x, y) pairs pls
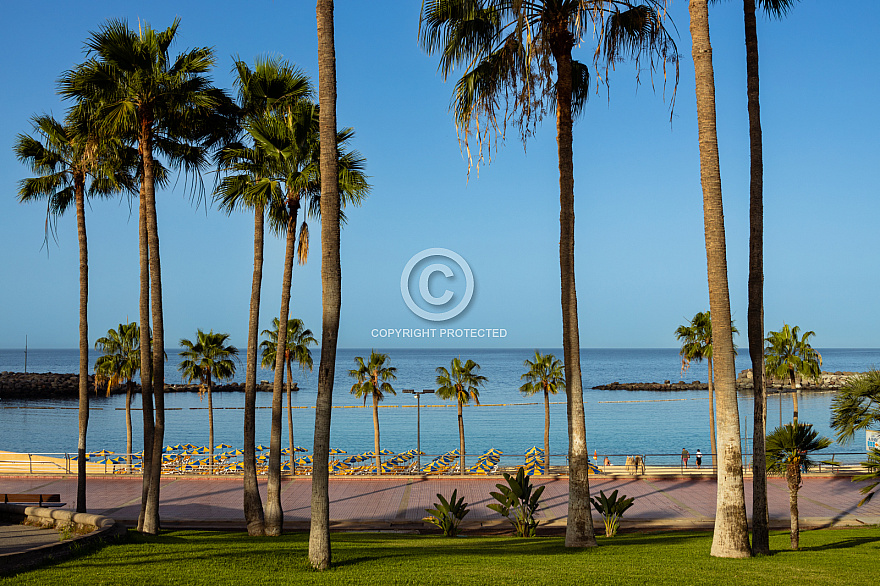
(681, 448), (690, 469)
(695, 449), (702, 470)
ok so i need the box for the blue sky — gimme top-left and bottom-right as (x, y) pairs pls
(1, 1), (878, 350)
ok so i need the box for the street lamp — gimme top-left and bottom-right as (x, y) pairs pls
(403, 389), (434, 470)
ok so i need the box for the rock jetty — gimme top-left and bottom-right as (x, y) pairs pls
(592, 370), (860, 392)
(0, 372), (271, 400)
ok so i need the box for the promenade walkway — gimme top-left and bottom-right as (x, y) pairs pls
(2, 473), (879, 533)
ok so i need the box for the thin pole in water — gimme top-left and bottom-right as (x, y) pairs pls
(24, 335), (27, 373)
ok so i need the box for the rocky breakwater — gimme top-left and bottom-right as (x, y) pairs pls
(736, 369), (859, 391)
(592, 371), (861, 392)
(593, 380), (709, 391)
(0, 372), (267, 400)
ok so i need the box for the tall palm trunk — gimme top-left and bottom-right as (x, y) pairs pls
(207, 377), (214, 475)
(310, 0), (340, 569)
(373, 394), (382, 474)
(126, 382), (133, 473)
(137, 180), (155, 532)
(708, 357), (717, 468)
(266, 198), (298, 536)
(744, 0), (769, 555)
(74, 176), (89, 513)
(791, 374), (799, 424)
(787, 464), (800, 549)
(288, 384), (295, 471)
(141, 114), (166, 535)
(689, 0), (751, 558)
(244, 205), (266, 535)
(458, 400), (465, 476)
(544, 388), (550, 474)
(552, 39), (596, 549)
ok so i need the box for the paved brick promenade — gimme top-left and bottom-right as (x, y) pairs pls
(3, 474), (879, 533)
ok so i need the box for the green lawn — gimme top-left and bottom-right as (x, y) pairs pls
(4, 528), (879, 585)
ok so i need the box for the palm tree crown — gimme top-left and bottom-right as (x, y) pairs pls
(178, 330), (238, 392)
(95, 322), (141, 395)
(261, 318), (316, 373)
(436, 357), (486, 406)
(419, 0), (679, 162)
(520, 351), (565, 397)
(765, 323), (822, 388)
(349, 351), (398, 405)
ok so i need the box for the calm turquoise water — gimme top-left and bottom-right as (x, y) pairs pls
(2, 348), (878, 465)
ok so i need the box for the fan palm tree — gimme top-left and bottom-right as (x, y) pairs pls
(436, 358), (487, 476)
(216, 56), (312, 536)
(765, 323), (822, 424)
(675, 311), (738, 463)
(252, 99), (368, 537)
(310, 0), (339, 568)
(178, 330), (238, 474)
(520, 351), (565, 474)
(261, 318), (316, 471)
(738, 0), (800, 553)
(689, 0), (751, 557)
(349, 351), (397, 473)
(831, 370), (880, 507)
(61, 18), (225, 534)
(766, 423), (831, 549)
(95, 322), (141, 472)
(419, 0), (678, 549)
(15, 113), (131, 513)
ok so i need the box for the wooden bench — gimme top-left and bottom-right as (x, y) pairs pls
(2, 493), (65, 507)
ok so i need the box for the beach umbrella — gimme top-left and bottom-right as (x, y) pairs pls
(70, 455), (90, 461)
(379, 449), (394, 455)
(280, 463), (292, 472)
(281, 448), (291, 455)
(588, 462), (602, 475)
(90, 450), (115, 456)
(296, 456), (313, 466)
(329, 448), (346, 454)
(164, 446), (176, 452)
(295, 446), (308, 452)
(230, 449), (244, 456)
(255, 444), (268, 451)
(215, 444), (232, 450)
(182, 444), (197, 450)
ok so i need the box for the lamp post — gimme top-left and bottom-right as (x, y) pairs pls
(403, 389), (434, 470)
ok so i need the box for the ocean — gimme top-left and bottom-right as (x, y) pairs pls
(2, 347), (878, 466)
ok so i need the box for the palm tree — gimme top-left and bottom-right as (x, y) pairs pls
(675, 311), (738, 464)
(178, 330), (238, 474)
(419, 0), (678, 549)
(688, 0), (751, 557)
(831, 370), (880, 506)
(436, 358), (487, 476)
(95, 322), (141, 471)
(766, 423), (831, 549)
(216, 56), (312, 536)
(250, 105), (367, 537)
(349, 351), (397, 473)
(765, 323), (821, 424)
(61, 18), (224, 534)
(519, 351), (565, 475)
(740, 1), (799, 553)
(310, 0), (339, 569)
(15, 113), (131, 513)
(261, 318), (316, 470)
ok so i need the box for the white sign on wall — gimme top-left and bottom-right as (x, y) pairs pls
(867, 430), (880, 452)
